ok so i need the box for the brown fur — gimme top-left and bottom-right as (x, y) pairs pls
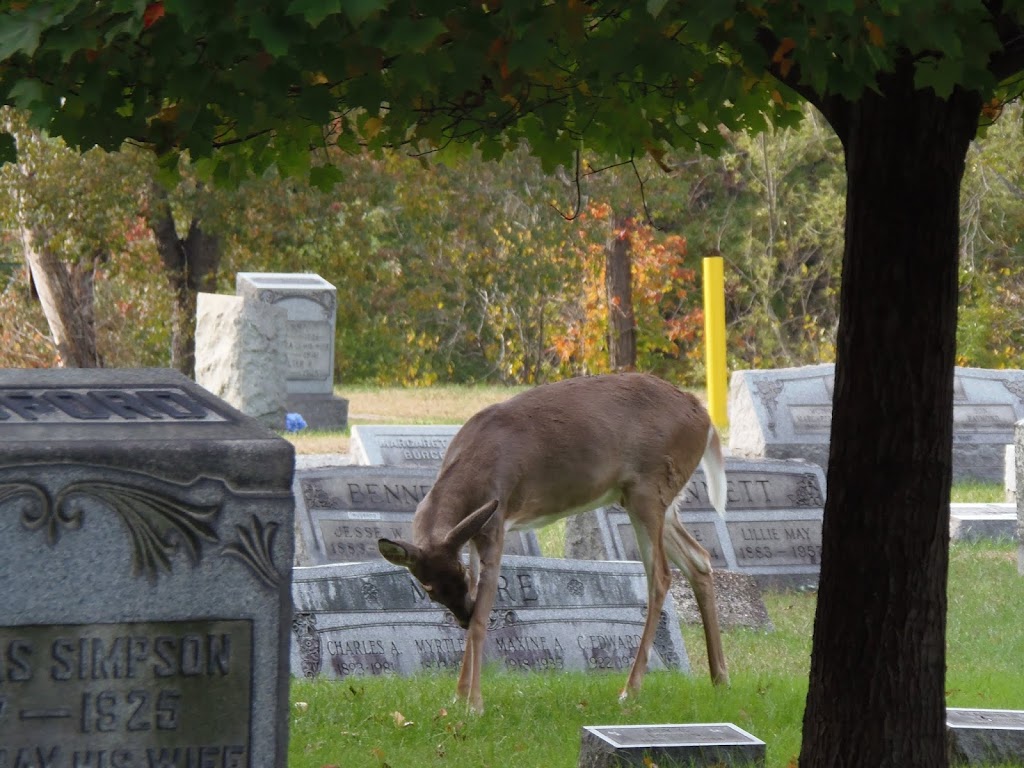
(379, 372), (729, 713)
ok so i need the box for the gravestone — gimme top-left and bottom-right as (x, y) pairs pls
(1006, 443), (1017, 503)
(0, 369), (295, 767)
(349, 424), (461, 467)
(1017, 422), (1024, 575)
(565, 457), (826, 588)
(194, 292), (288, 428)
(947, 708), (1024, 766)
(236, 272), (348, 430)
(729, 364), (1024, 482)
(291, 557), (689, 679)
(949, 503), (1017, 542)
(292, 465), (540, 565)
(578, 723), (766, 768)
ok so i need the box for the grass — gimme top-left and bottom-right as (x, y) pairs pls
(286, 384), (1019, 766)
(289, 541), (1024, 768)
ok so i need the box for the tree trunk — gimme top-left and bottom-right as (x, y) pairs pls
(606, 213), (637, 371)
(19, 226), (101, 368)
(800, 73), (981, 767)
(147, 182), (221, 378)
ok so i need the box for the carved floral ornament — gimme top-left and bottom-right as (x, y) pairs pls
(0, 465), (285, 589)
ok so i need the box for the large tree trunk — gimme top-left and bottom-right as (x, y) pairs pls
(147, 182), (221, 378)
(606, 213), (637, 371)
(19, 225), (101, 368)
(800, 72), (981, 766)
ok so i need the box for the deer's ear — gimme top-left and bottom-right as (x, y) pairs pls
(378, 538), (420, 568)
(444, 499), (500, 551)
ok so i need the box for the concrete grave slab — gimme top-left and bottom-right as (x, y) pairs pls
(290, 557), (689, 679)
(566, 457), (826, 589)
(947, 708), (1024, 766)
(1006, 442), (1016, 503)
(349, 424), (461, 467)
(949, 504), (1018, 542)
(236, 272), (348, 429)
(1017, 421), (1024, 574)
(578, 723), (766, 768)
(729, 365), (1024, 482)
(0, 369), (295, 767)
(292, 465), (540, 565)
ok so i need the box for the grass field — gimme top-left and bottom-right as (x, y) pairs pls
(286, 384), (1020, 767)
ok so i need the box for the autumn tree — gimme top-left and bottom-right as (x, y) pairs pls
(4, 3), (1024, 766)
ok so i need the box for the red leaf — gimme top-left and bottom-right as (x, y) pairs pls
(143, 2), (165, 29)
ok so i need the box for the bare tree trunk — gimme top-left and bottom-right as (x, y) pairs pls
(146, 182), (220, 378)
(800, 71), (981, 768)
(606, 213), (637, 371)
(19, 225), (101, 368)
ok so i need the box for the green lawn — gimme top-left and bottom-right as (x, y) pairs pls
(288, 541), (1024, 768)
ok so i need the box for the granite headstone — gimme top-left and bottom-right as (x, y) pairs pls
(565, 457), (826, 588)
(0, 369), (295, 767)
(349, 425), (461, 467)
(236, 272), (348, 429)
(291, 557), (689, 679)
(578, 723), (766, 768)
(947, 708), (1024, 766)
(729, 364), (1024, 482)
(194, 292), (288, 429)
(292, 465), (540, 565)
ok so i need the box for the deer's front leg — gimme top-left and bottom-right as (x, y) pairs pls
(455, 538), (503, 714)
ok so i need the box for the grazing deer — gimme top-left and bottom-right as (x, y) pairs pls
(378, 372), (729, 713)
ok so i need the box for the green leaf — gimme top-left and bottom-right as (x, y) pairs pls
(647, 0), (669, 17)
(287, 0), (343, 27)
(309, 164), (344, 191)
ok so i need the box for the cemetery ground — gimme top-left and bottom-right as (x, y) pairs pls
(285, 386), (1022, 768)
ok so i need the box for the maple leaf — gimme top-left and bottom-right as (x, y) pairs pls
(142, 2), (165, 29)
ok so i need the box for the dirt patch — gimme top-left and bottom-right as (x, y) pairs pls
(670, 569), (775, 632)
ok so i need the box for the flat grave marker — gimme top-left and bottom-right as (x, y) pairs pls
(566, 457), (826, 588)
(292, 465), (540, 565)
(291, 557), (689, 680)
(0, 369), (295, 767)
(349, 424), (461, 467)
(729, 364), (1024, 482)
(578, 723), (766, 768)
(947, 708), (1024, 766)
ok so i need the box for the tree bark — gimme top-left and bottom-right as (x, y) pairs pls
(146, 182), (220, 378)
(19, 225), (101, 368)
(606, 213), (637, 371)
(800, 71), (981, 767)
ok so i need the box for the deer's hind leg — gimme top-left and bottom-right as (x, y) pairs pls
(663, 513), (729, 685)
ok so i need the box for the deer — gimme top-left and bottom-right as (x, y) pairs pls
(377, 372), (729, 714)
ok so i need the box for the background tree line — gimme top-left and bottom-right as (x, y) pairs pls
(1, 102), (1021, 385)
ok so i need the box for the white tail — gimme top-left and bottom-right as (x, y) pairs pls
(378, 372), (729, 713)
(701, 425), (727, 518)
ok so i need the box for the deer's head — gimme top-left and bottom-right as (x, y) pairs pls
(378, 499), (499, 630)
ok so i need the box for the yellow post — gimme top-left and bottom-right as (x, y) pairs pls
(702, 255), (728, 429)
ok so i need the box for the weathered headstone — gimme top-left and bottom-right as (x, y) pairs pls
(290, 557), (689, 679)
(349, 424), (461, 467)
(236, 271), (348, 429)
(1017, 421), (1024, 575)
(947, 708), (1024, 766)
(729, 364), (1024, 482)
(565, 457), (826, 588)
(578, 723), (766, 768)
(949, 504), (1017, 542)
(292, 465), (540, 565)
(1006, 442), (1017, 503)
(194, 291), (289, 428)
(0, 369), (295, 767)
